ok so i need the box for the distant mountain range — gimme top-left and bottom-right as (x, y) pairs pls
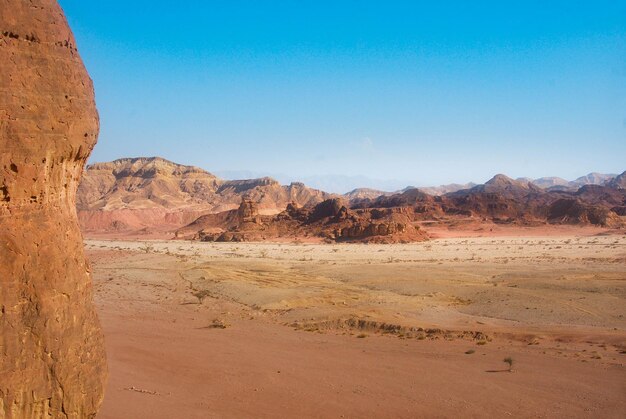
(216, 169), (619, 196)
(77, 157), (626, 237)
(78, 157), (331, 213)
(77, 157), (333, 233)
(215, 171), (416, 195)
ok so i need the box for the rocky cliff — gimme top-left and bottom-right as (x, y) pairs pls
(0, 1), (107, 417)
(77, 157), (333, 235)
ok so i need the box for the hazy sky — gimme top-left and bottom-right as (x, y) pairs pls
(60, 1), (625, 188)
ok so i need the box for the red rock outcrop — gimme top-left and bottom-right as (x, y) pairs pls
(547, 199), (622, 227)
(179, 198), (428, 243)
(0, 1), (107, 417)
(350, 172), (626, 228)
(237, 198), (261, 224)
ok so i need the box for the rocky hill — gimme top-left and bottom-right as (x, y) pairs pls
(176, 198), (428, 243)
(78, 157), (221, 210)
(77, 160), (626, 237)
(352, 173), (626, 229)
(607, 171), (626, 190)
(344, 188), (393, 201)
(417, 182), (477, 196)
(529, 176), (569, 189)
(77, 157), (333, 234)
(529, 172), (618, 191)
(571, 172), (617, 188)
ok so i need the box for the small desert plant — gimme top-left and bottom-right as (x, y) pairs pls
(192, 290), (212, 303)
(209, 319), (227, 329)
(259, 249), (268, 258)
(139, 242), (154, 253)
(503, 356), (514, 371)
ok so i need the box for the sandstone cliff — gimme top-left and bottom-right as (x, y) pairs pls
(77, 157), (333, 235)
(0, 1), (106, 417)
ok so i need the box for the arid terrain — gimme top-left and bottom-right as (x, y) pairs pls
(88, 234), (626, 418)
(77, 157), (626, 243)
(3, 1), (624, 418)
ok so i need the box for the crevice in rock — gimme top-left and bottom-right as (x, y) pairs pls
(0, 185), (10, 202)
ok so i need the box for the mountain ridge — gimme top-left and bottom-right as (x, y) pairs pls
(77, 157), (626, 238)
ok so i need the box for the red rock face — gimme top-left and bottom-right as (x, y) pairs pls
(0, 1), (107, 417)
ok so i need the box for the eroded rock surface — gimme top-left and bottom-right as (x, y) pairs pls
(76, 157), (335, 234)
(180, 198), (427, 243)
(0, 1), (107, 417)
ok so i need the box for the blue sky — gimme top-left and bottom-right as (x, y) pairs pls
(60, 1), (625, 191)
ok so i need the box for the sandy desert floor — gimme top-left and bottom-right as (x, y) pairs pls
(87, 235), (626, 418)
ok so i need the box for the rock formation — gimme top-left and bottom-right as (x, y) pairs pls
(175, 166), (626, 241)
(350, 172), (626, 228)
(77, 157), (334, 234)
(0, 1), (107, 417)
(547, 199), (622, 227)
(77, 157), (222, 211)
(78, 157), (626, 236)
(237, 198), (261, 224)
(178, 198), (428, 243)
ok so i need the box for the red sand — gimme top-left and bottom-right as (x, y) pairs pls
(90, 241), (626, 419)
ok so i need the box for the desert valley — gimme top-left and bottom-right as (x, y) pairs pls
(89, 235), (626, 418)
(1, 1), (625, 418)
(77, 157), (626, 417)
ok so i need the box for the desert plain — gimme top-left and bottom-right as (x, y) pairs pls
(87, 232), (626, 418)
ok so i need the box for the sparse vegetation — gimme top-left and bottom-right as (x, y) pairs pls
(503, 356), (514, 371)
(205, 319), (227, 329)
(139, 242), (154, 253)
(85, 235), (623, 406)
(192, 290), (213, 303)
